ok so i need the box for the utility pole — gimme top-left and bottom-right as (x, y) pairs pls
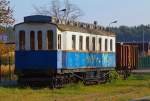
(108, 20), (117, 32)
(142, 30), (145, 57)
(107, 20), (117, 67)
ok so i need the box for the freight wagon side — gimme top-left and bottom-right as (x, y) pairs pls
(116, 43), (138, 78)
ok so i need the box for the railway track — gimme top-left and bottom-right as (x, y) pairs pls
(132, 69), (150, 73)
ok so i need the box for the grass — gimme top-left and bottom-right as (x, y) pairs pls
(0, 74), (150, 101)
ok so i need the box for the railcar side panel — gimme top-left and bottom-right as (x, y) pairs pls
(15, 51), (57, 74)
(102, 53), (116, 68)
(57, 51), (63, 69)
(62, 51), (116, 69)
(62, 52), (102, 68)
(15, 51), (116, 73)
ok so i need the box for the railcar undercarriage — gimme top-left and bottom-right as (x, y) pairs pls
(17, 68), (113, 88)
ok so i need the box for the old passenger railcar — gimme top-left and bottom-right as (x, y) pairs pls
(14, 15), (116, 86)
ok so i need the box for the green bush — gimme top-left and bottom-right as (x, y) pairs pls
(108, 71), (121, 82)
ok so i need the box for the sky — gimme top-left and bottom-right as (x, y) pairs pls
(10, 0), (150, 27)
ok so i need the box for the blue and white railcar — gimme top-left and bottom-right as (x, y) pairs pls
(14, 15), (116, 85)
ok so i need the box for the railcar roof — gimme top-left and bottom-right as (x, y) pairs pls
(56, 24), (115, 36)
(14, 15), (116, 36)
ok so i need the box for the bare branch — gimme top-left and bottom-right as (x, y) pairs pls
(33, 0), (83, 21)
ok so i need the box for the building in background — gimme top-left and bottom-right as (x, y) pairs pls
(0, 33), (8, 42)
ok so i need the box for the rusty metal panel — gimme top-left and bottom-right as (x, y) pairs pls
(116, 43), (138, 70)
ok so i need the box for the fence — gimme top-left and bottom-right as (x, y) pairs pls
(138, 56), (150, 69)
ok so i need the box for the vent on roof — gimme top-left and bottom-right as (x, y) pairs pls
(61, 20), (66, 24)
(99, 26), (102, 30)
(79, 22), (83, 27)
(66, 21), (70, 25)
(94, 21), (97, 26)
(90, 24), (94, 29)
(74, 22), (78, 26)
(87, 24), (90, 28)
(56, 19), (60, 23)
(69, 21), (74, 26)
(83, 23), (86, 28)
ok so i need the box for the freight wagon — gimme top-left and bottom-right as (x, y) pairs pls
(116, 42), (139, 78)
(120, 42), (150, 56)
(117, 42), (150, 70)
(14, 15), (116, 86)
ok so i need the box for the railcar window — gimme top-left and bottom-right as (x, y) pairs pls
(86, 36), (89, 50)
(58, 34), (61, 49)
(92, 37), (95, 51)
(38, 31), (42, 50)
(47, 30), (53, 49)
(30, 31), (35, 50)
(105, 39), (108, 51)
(99, 38), (102, 51)
(110, 39), (113, 51)
(19, 30), (25, 50)
(72, 35), (76, 50)
(79, 36), (83, 50)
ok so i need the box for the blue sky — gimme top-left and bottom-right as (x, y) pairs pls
(10, 0), (150, 27)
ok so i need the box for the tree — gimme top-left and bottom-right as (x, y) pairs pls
(110, 25), (150, 42)
(0, 0), (15, 25)
(34, 0), (83, 21)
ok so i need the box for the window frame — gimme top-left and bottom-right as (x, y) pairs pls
(92, 37), (95, 51)
(110, 39), (113, 51)
(47, 30), (53, 50)
(58, 34), (61, 49)
(79, 36), (83, 50)
(72, 35), (76, 50)
(30, 31), (35, 50)
(19, 30), (25, 50)
(99, 38), (102, 51)
(37, 31), (42, 50)
(86, 36), (89, 51)
(105, 39), (108, 51)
